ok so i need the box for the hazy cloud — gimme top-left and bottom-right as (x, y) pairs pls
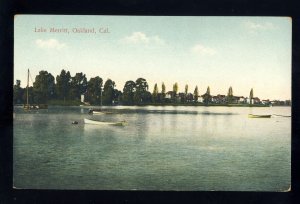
(121, 32), (165, 46)
(36, 39), (66, 49)
(151, 35), (165, 45)
(191, 44), (216, 56)
(244, 21), (277, 31)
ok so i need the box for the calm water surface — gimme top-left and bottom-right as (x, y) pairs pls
(13, 106), (291, 191)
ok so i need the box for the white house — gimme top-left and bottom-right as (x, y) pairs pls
(165, 91), (173, 99)
(238, 96), (245, 103)
(262, 99), (270, 105)
(245, 97), (252, 104)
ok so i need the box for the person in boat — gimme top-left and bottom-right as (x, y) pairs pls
(88, 109), (93, 114)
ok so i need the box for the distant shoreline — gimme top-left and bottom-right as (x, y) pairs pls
(14, 102), (290, 108)
(111, 104), (289, 107)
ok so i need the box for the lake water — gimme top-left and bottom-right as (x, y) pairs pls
(13, 105), (291, 191)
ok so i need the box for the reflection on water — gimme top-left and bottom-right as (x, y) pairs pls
(13, 106), (291, 191)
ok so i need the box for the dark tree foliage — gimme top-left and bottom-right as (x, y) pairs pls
(22, 87), (35, 104)
(193, 86), (199, 102)
(250, 88), (254, 105)
(113, 89), (122, 105)
(227, 86), (233, 103)
(86, 76), (103, 105)
(203, 86), (212, 105)
(152, 83), (159, 103)
(172, 82), (178, 100)
(161, 82), (166, 102)
(33, 71), (55, 103)
(56, 69), (71, 101)
(102, 79), (115, 105)
(15, 69), (264, 107)
(134, 78), (151, 104)
(13, 80), (24, 104)
(122, 80), (136, 105)
(69, 72), (88, 100)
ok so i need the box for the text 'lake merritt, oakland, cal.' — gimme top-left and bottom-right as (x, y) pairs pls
(34, 26), (110, 34)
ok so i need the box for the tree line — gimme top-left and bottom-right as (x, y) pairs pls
(13, 69), (160, 105)
(13, 69), (255, 106)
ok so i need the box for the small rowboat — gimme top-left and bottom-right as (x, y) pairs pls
(93, 111), (114, 115)
(84, 118), (126, 126)
(272, 114), (291, 118)
(248, 114), (271, 118)
(88, 109), (113, 115)
(92, 111), (105, 115)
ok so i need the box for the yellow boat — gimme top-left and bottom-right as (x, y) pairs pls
(248, 114), (271, 118)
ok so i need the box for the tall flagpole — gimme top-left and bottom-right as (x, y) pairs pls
(27, 69), (29, 107)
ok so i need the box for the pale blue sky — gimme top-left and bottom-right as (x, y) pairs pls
(14, 15), (291, 100)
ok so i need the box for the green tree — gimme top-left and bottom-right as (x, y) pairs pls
(250, 88), (254, 105)
(172, 82), (178, 102)
(193, 86), (199, 102)
(185, 84), (188, 95)
(56, 69), (71, 102)
(122, 80), (136, 105)
(227, 86), (233, 103)
(69, 72), (87, 100)
(13, 80), (24, 104)
(161, 82), (166, 102)
(86, 76), (103, 105)
(152, 83), (159, 103)
(203, 86), (212, 105)
(134, 78), (150, 104)
(33, 70), (55, 103)
(102, 79), (115, 105)
(182, 84), (188, 103)
(206, 86), (210, 95)
(173, 83), (178, 95)
(22, 86), (35, 104)
(113, 89), (122, 104)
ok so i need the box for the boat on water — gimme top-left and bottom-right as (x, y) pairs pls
(248, 114), (271, 118)
(89, 109), (113, 115)
(24, 104), (48, 110)
(23, 69), (48, 110)
(87, 89), (113, 115)
(272, 114), (291, 118)
(84, 118), (126, 126)
(91, 110), (105, 115)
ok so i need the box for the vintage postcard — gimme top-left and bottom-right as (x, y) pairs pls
(13, 15), (291, 191)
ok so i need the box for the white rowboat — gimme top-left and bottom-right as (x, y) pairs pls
(88, 110), (114, 115)
(92, 111), (106, 115)
(84, 118), (126, 126)
(93, 111), (114, 115)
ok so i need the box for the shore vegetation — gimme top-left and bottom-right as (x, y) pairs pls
(13, 69), (291, 107)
